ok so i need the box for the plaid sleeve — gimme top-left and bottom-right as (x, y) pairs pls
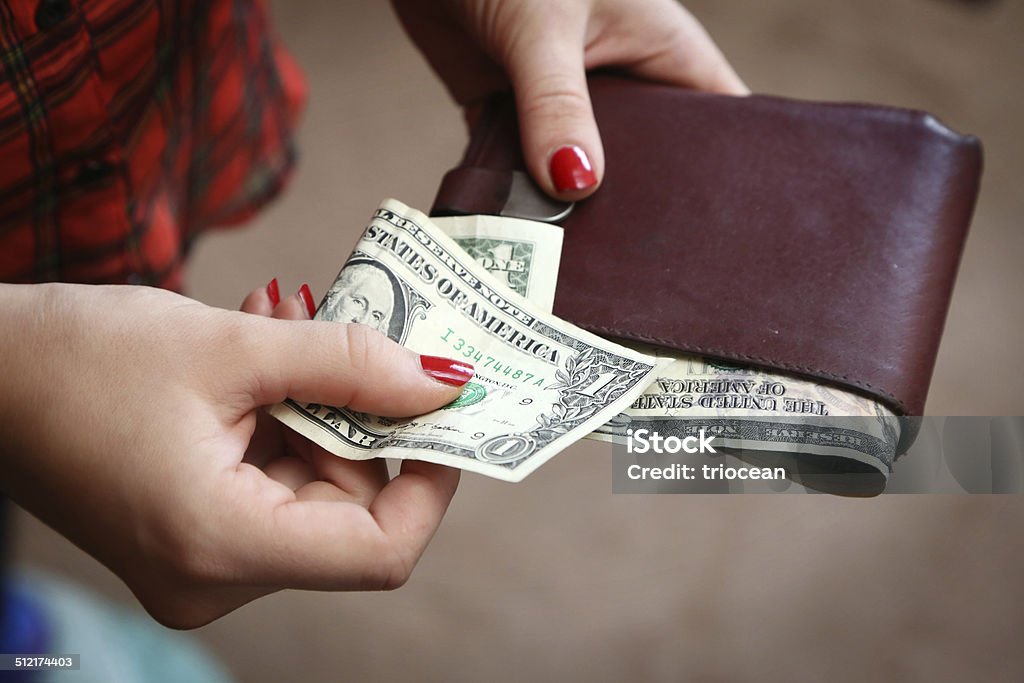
(0, 0), (306, 290)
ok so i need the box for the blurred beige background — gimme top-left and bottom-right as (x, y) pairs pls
(12, 0), (1024, 681)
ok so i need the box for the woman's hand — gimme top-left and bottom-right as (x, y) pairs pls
(0, 282), (470, 628)
(392, 0), (747, 199)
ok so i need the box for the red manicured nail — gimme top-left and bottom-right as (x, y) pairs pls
(420, 356), (475, 387)
(298, 283), (316, 318)
(549, 145), (597, 193)
(266, 278), (280, 307)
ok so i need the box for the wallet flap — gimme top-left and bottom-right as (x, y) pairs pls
(432, 74), (983, 418)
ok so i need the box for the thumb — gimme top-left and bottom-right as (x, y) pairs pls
(241, 317), (474, 417)
(503, 18), (603, 201)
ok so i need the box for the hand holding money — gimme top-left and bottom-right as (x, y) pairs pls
(0, 282), (465, 628)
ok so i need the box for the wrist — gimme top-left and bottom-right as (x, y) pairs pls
(0, 282), (77, 474)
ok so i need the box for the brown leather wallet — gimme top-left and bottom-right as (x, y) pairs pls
(431, 74), (983, 445)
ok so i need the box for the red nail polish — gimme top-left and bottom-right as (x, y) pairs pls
(298, 283), (316, 318)
(266, 278), (280, 307)
(420, 356), (475, 387)
(550, 145), (597, 193)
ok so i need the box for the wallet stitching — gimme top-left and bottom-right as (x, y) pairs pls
(587, 325), (909, 415)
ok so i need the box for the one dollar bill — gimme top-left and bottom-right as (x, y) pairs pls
(270, 199), (666, 482)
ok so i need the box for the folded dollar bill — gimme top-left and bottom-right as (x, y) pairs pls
(270, 200), (667, 482)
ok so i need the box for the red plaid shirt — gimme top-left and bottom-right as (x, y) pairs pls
(0, 0), (305, 289)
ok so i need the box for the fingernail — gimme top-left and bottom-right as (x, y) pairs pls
(266, 278), (280, 307)
(298, 283), (316, 319)
(550, 145), (597, 193)
(420, 355), (475, 387)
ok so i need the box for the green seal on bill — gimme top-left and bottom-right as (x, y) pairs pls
(443, 382), (486, 410)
